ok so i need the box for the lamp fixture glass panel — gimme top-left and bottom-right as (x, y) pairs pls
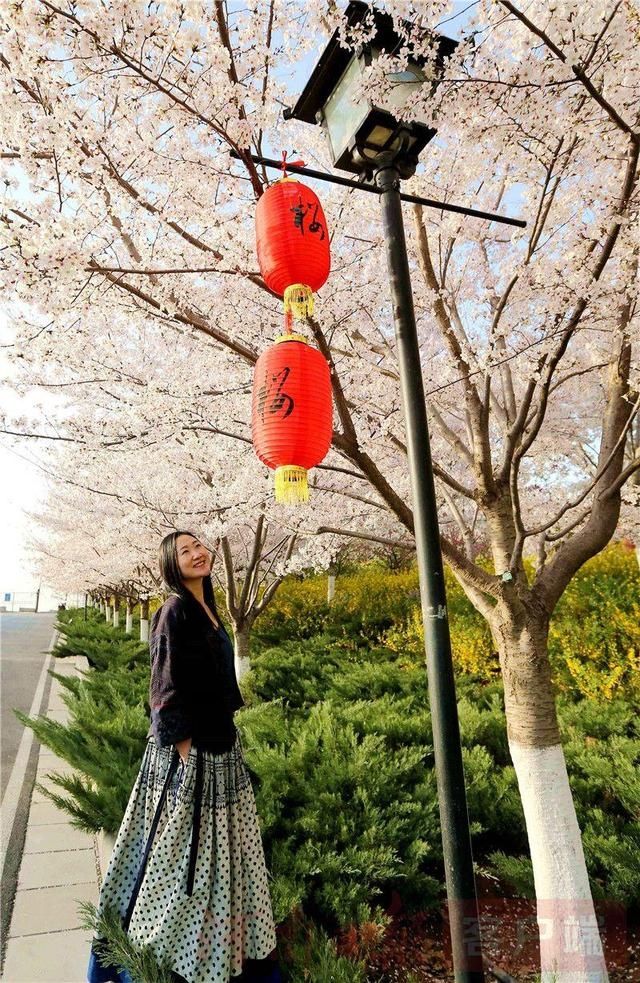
(357, 123), (420, 158)
(322, 54), (371, 165)
(322, 47), (431, 168)
(369, 47), (428, 116)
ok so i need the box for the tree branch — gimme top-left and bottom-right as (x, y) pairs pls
(498, 0), (638, 139)
(413, 205), (495, 495)
(601, 453), (640, 499)
(507, 135), (639, 476)
(389, 432), (476, 499)
(527, 392), (640, 537)
(95, 270), (259, 363)
(535, 323), (634, 611)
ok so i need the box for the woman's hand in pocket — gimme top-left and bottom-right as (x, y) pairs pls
(175, 737), (192, 764)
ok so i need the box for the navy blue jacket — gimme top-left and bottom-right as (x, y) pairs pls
(146, 591), (245, 753)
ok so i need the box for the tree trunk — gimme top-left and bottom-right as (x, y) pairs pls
(125, 601), (133, 634)
(140, 597), (150, 643)
(233, 625), (251, 682)
(112, 595), (120, 628)
(492, 606), (608, 983)
(105, 597), (112, 623)
(327, 572), (336, 604)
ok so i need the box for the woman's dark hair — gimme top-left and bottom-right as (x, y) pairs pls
(158, 530), (220, 620)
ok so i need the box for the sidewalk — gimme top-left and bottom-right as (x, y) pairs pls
(2, 654), (103, 983)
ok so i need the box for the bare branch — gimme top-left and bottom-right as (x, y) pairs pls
(213, 0), (265, 198)
(413, 205), (495, 494)
(536, 327), (634, 610)
(237, 513), (267, 614)
(602, 453), (640, 498)
(220, 535), (238, 618)
(87, 264), (261, 276)
(527, 392), (640, 536)
(389, 432), (476, 499)
(253, 534), (298, 616)
(95, 270), (259, 363)
(505, 135), (639, 478)
(429, 402), (475, 470)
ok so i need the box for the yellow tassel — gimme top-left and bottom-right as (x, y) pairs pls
(274, 465), (309, 503)
(284, 284), (314, 320)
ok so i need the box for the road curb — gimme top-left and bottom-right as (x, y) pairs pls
(1, 649), (99, 983)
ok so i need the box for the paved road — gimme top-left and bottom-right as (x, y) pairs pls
(0, 612), (57, 960)
(1, 612), (57, 802)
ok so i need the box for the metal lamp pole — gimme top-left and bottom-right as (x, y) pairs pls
(230, 140), (525, 981)
(374, 144), (483, 981)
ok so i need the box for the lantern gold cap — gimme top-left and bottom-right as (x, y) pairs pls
(274, 332), (308, 344)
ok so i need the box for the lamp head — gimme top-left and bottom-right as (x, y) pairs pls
(283, 0), (457, 177)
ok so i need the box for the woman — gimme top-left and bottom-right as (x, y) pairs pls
(87, 530), (281, 983)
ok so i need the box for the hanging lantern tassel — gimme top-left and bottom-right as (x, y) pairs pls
(284, 283), (314, 321)
(274, 464), (309, 503)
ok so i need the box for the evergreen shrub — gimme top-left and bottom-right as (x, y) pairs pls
(14, 623), (151, 834)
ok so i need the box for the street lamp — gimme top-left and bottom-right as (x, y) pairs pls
(284, 0), (457, 178)
(284, 3), (485, 981)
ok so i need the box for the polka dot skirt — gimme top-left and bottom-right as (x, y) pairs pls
(88, 730), (277, 982)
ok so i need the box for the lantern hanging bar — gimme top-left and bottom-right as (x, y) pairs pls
(230, 149), (526, 229)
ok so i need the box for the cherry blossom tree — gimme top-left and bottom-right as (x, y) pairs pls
(2, 2), (639, 979)
(12, 347), (387, 663)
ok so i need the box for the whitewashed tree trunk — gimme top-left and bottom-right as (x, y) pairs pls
(105, 599), (111, 623)
(327, 573), (336, 604)
(140, 597), (150, 643)
(112, 600), (120, 628)
(234, 626), (251, 682)
(494, 613), (608, 983)
(510, 742), (608, 982)
(125, 602), (133, 634)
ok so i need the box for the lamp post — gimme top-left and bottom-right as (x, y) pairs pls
(281, 4), (494, 979)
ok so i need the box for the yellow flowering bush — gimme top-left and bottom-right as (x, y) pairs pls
(549, 543), (640, 700)
(549, 544), (640, 700)
(256, 564), (421, 643)
(256, 542), (639, 701)
(380, 601), (498, 676)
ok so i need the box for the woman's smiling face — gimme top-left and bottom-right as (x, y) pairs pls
(176, 534), (211, 581)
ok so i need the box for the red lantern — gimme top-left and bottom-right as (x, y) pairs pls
(252, 336), (332, 503)
(256, 177), (331, 320)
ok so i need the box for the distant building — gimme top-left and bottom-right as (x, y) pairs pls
(0, 590), (37, 613)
